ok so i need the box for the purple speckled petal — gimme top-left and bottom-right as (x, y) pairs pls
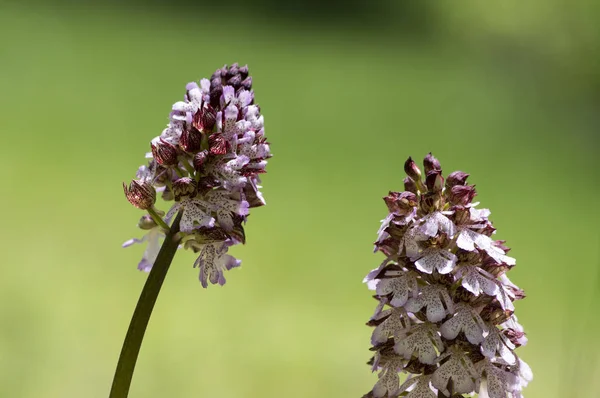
(221, 85), (236, 105)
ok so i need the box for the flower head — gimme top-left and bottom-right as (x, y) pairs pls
(123, 64), (271, 287)
(364, 154), (530, 397)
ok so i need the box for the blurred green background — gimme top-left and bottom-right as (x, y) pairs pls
(1, 1), (599, 397)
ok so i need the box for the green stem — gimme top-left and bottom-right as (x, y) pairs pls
(109, 211), (183, 398)
(181, 158), (196, 177)
(173, 167), (184, 178)
(147, 207), (170, 230)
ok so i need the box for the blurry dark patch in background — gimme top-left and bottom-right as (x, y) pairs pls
(24, 0), (600, 101)
(35, 0), (439, 37)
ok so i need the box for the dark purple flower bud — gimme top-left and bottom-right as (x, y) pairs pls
(212, 66), (226, 79)
(193, 150), (209, 172)
(425, 170), (444, 193)
(208, 133), (229, 155)
(172, 177), (197, 201)
(403, 156), (422, 181)
(227, 74), (242, 88)
(241, 76), (252, 90)
(446, 171), (469, 188)
(239, 64), (249, 79)
(179, 128), (203, 153)
(151, 139), (178, 166)
(226, 63), (239, 78)
(423, 152), (441, 173)
(123, 180), (156, 210)
(193, 105), (217, 133)
(403, 177), (418, 194)
(209, 82), (223, 109)
(447, 185), (477, 205)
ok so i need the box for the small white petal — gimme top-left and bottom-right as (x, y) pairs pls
(420, 212), (456, 237)
(414, 248), (457, 274)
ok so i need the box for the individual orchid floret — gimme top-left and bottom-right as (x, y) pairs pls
(397, 375), (437, 398)
(123, 180), (156, 210)
(431, 347), (478, 395)
(122, 63), (271, 287)
(363, 153), (531, 397)
(151, 138), (179, 166)
(394, 323), (445, 365)
(369, 307), (412, 345)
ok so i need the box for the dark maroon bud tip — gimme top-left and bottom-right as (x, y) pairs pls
(241, 76), (252, 90)
(193, 150), (209, 171)
(209, 86), (223, 108)
(226, 63), (239, 78)
(425, 170), (444, 193)
(151, 139), (179, 166)
(227, 74), (242, 87)
(203, 109), (217, 131)
(446, 171), (469, 188)
(210, 77), (222, 89)
(403, 177), (417, 194)
(180, 128), (203, 153)
(123, 180), (156, 210)
(423, 152), (442, 173)
(192, 105), (217, 132)
(403, 156), (422, 181)
(208, 134), (229, 155)
(239, 65), (249, 79)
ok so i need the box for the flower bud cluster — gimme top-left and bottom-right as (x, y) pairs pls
(363, 154), (531, 397)
(123, 64), (270, 287)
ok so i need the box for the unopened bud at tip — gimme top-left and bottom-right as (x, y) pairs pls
(404, 156), (422, 181)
